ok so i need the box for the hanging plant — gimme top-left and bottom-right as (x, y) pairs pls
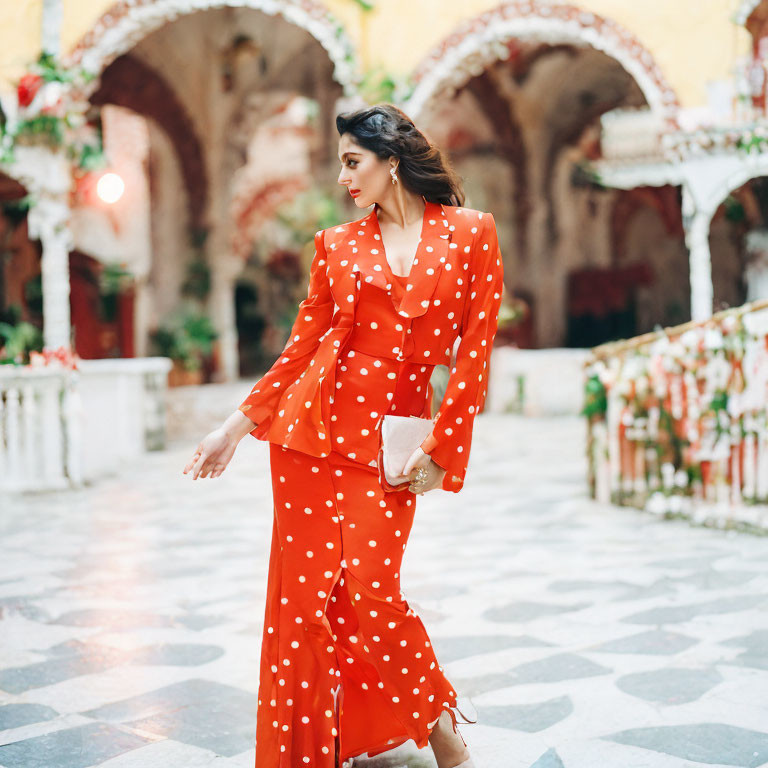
(0, 50), (104, 171)
(358, 67), (408, 105)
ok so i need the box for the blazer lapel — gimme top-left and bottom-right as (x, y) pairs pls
(325, 200), (451, 321)
(369, 200), (450, 319)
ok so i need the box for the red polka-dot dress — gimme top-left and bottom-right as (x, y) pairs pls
(238, 201), (504, 767)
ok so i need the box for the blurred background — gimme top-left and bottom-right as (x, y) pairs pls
(1, 4), (768, 768)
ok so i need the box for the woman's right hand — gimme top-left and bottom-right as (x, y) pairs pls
(183, 428), (238, 480)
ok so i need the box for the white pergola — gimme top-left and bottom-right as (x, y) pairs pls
(594, 142), (768, 322)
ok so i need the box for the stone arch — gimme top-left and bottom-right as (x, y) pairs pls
(701, 158), (768, 224)
(64, 0), (359, 95)
(405, 1), (680, 126)
(91, 54), (208, 230)
(707, 165), (768, 312)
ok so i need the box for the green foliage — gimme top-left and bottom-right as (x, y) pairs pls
(181, 258), (211, 302)
(581, 374), (607, 418)
(275, 188), (344, 247)
(358, 67), (400, 104)
(1, 50), (101, 168)
(687, 463), (703, 484)
(150, 306), (218, 371)
(35, 50), (87, 84)
(498, 296), (528, 329)
(0, 320), (43, 364)
(99, 263), (133, 322)
(16, 114), (64, 145)
(710, 389), (729, 412)
(70, 129), (106, 171)
(1, 195), (33, 226)
(723, 194), (746, 224)
(658, 404), (689, 467)
(572, 160), (606, 189)
(23, 274), (43, 316)
(100, 263), (133, 296)
(189, 226), (209, 250)
(0, 126), (12, 165)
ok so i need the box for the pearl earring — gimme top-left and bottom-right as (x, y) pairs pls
(390, 167), (398, 184)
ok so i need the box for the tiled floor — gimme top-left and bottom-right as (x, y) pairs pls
(1, 412), (767, 768)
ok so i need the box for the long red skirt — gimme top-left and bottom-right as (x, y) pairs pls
(255, 443), (458, 766)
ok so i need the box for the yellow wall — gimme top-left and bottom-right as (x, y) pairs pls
(355, 0), (750, 108)
(0, 0), (41, 90)
(0, 0), (754, 109)
(60, 0), (119, 58)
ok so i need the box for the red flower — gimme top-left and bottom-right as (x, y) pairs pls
(17, 73), (43, 108)
(27, 345), (80, 370)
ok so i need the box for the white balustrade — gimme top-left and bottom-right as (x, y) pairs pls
(0, 357), (172, 493)
(585, 300), (768, 531)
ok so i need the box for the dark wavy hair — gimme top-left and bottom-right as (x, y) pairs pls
(335, 103), (465, 207)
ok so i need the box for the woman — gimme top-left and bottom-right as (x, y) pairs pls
(183, 104), (504, 768)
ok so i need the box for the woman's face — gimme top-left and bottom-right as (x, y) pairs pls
(337, 133), (393, 209)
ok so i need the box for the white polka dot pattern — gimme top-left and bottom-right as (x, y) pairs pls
(238, 229), (334, 442)
(238, 202), (505, 495)
(419, 212), (504, 492)
(254, 443), (459, 766)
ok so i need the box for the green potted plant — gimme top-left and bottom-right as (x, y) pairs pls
(150, 306), (218, 386)
(0, 313), (44, 365)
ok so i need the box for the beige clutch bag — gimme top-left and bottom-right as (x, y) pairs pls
(380, 415), (436, 486)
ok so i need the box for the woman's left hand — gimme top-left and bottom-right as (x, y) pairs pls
(402, 447), (446, 494)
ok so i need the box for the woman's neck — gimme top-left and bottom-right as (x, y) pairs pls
(375, 192), (426, 229)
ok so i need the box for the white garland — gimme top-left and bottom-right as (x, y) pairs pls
(64, 0), (360, 97)
(734, 0), (761, 26)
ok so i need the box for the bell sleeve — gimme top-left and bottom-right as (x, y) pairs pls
(419, 212), (504, 492)
(238, 229), (334, 440)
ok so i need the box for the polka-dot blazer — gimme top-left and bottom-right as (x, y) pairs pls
(239, 200), (505, 493)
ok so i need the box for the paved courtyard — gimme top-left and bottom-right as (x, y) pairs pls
(1, 401), (767, 768)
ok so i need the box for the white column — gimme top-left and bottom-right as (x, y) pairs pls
(19, 147), (74, 350)
(681, 182), (714, 322)
(41, 0), (62, 56)
(208, 257), (241, 382)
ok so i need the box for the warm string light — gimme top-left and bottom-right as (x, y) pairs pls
(96, 172), (125, 204)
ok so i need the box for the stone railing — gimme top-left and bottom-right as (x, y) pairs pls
(584, 299), (768, 531)
(598, 107), (668, 163)
(0, 367), (76, 491)
(0, 356), (172, 492)
(597, 107), (768, 166)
